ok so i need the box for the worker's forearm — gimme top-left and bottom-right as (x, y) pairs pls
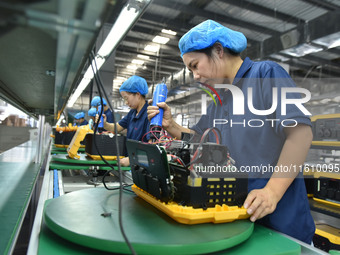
(166, 119), (192, 138)
(266, 124), (313, 202)
(103, 122), (115, 132)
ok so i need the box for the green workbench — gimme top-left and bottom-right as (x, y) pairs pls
(51, 145), (85, 154)
(0, 140), (43, 255)
(39, 188), (301, 255)
(49, 154), (130, 171)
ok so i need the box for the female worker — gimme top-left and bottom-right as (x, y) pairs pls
(74, 112), (88, 126)
(147, 20), (315, 244)
(87, 107), (97, 130)
(101, 75), (150, 166)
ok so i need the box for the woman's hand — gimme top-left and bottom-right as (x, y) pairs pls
(120, 157), (130, 167)
(147, 100), (173, 129)
(243, 186), (280, 222)
(95, 113), (106, 125)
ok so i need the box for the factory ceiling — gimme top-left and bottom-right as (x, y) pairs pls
(0, 0), (339, 121)
(109, 0), (340, 102)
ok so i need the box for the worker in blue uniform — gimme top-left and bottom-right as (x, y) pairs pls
(91, 96), (114, 124)
(147, 20), (315, 244)
(73, 112), (88, 126)
(101, 75), (150, 166)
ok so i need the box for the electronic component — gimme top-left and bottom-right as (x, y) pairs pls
(127, 136), (248, 209)
(311, 114), (340, 148)
(127, 140), (174, 202)
(84, 133), (127, 160)
(314, 173), (340, 206)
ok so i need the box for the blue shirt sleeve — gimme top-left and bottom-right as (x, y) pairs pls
(260, 62), (312, 135)
(190, 101), (215, 135)
(104, 109), (114, 124)
(118, 112), (130, 129)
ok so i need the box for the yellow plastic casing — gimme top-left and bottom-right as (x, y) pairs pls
(67, 125), (93, 159)
(315, 224), (340, 245)
(131, 184), (249, 224)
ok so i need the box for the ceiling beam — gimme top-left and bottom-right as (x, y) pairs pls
(261, 11), (340, 59)
(301, 54), (340, 69)
(220, 0), (304, 24)
(152, 0), (280, 36)
(300, 0), (340, 11)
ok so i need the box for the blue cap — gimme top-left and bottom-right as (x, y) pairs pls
(178, 20), (247, 57)
(88, 107), (97, 117)
(74, 112), (85, 120)
(91, 96), (107, 107)
(119, 75), (148, 95)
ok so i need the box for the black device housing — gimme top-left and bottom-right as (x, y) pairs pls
(126, 140), (173, 202)
(84, 133), (127, 156)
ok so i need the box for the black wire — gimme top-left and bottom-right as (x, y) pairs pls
(184, 127), (222, 168)
(89, 52), (136, 255)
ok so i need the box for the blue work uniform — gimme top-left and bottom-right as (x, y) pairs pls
(104, 108), (114, 124)
(78, 119), (88, 126)
(118, 101), (150, 142)
(191, 57), (315, 244)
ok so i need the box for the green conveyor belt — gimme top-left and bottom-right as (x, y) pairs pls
(51, 154), (118, 165)
(0, 141), (43, 255)
(43, 188), (254, 254)
(49, 162), (130, 171)
(40, 188), (301, 255)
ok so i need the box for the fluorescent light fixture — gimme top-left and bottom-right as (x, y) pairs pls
(144, 44), (160, 52)
(67, 78), (91, 107)
(313, 32), (340, 49)
(127, 64), (138, 70)
(280, 43), (323, 57)
(152, 35), (170, 44)
(67, 0), (151, 108)
(137, 54), (150, 60)
(132, 59), (144, 65)
(161, 29), (177, 36)
(114, 76), (125, 82)
(97, 5), (143, 58)
(269, 54), (290, 62)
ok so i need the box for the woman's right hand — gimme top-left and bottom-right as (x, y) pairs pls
(147, 100), (173, 129)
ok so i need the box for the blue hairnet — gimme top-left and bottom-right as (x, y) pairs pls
(91, 96), (107, 107)
(74, 112), (85, 120)
(119, 75), (148, 95)
(178, 20), (247, 57)
(88, 107), (97, 117)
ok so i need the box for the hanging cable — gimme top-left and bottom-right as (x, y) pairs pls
(89, 52), (136, 255)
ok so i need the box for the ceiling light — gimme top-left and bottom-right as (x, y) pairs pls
(312, 32), (340, 49)
(132, 59), (144, 65)
(97, 2), (150, 58)
(67, 0), (151, 108)
(161, 29), (177, 36)
(269, 54), (290, 62)
(137, 54), (150, 60)
(280, 43), (323, 57)
(127, 64), (138, 70)
(144, 44), (160, 52)
(152, 35), (170, 44)
(115, 76), (125, 81)
(113, 79), (124, 84)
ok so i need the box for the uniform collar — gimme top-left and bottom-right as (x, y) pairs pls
(133, 100), (148, 119)
(233, 57), (253, 86)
